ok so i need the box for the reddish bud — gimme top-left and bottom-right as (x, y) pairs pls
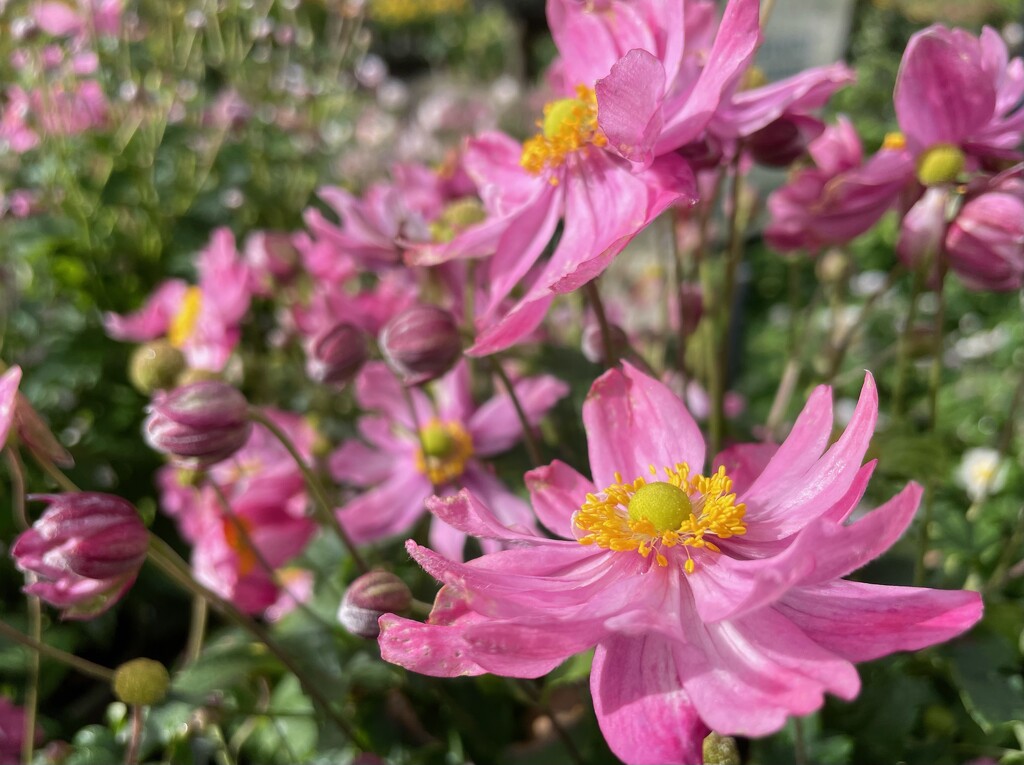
(747, 115), (824, 168)
(380, 305), (461, 385)
(338, 570), (412, 639)
(11, 493), (148, 619)
(145, 381), (251, 469)
(306, 323), (368, 386)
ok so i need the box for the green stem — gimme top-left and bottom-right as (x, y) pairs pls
(184, 595), (207, 668)
(583, 280), (617, 367)
(700, 257), (724, 457)
(5, 448), (41, 765)
(146, 535), (370, 749)
(248, 408), (369, 574)
(124, 705), (143, 765)
(27, 444), (81, 492)
(893, 268), (925, 420)
(0, 619), (115, 684)
(824, 265), (903, 383)
(914, 266), (947, 586)
(793, 717), (808, 765)
(487, 358), (543, 468)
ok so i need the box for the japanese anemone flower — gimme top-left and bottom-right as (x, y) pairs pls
(379, 364), (982, 764)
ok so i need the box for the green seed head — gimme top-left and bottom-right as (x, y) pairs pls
(627, 482), (692, 533)
(916, 144), (966, 186)
(113, 658), (170, 707)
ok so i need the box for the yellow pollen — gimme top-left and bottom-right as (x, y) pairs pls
(882, 131), (907, 151)
(414, 419), (474, 485)
(573, 463), (746, 572)
(168, 287), (203, 348)
(520, 85), (607, 176)
(916, 143), (966, 186)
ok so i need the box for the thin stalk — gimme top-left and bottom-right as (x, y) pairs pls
(715, 156), (747, 448)
(146, 535), (370, 749)
(487, 358), (543, 468)
(124, 705), (144, 765)
(0, 619), (115, 683)
(248, 408), (369, 574)
(27, 444), (80, 492)
(793, 717), (808, 765)
(209, 482), (336, 632)
(184, 595), (207, 667)
(914, 266), (948, 586)
(583, 280), (617, 367)
(824, 266), (903, 382)
(517, 680), (585, 765)
(700, 258), (724, 457)
(6, 448), (41, 765)
(893, 268), (926, 419)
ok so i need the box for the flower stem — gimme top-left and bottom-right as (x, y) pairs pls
(893, 268), (925, 420)
(5, 448), (41, 765)
(487, 357), (543, 468)
(248, 408), (369, 574)
(0, 619), (115, 684)
(184, 595), (207, 668)
(146, 535), (371, 749)
(583, 280), (617, 367)
(27, 444), (80, 492)
(124, 705), (144, 765)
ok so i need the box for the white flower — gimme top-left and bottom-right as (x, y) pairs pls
(956, 447), (1009, 502)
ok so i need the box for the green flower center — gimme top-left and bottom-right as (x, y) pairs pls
(627, 481), (693, 533)
(916, 143), (966, 186)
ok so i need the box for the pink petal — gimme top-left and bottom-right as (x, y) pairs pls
(425, 487), (540, 545)
(329, 439), (397, 486)
(655, 0), (762, 153)
(584, 362), (705, 490)
(336, 471), (433, 544)
(895, 25), (997, 152)
(742, 374), (877, 541)
(678, 604), (860, 737)
(354, 362), (432, 431)
(596, 49), (666, 166)
(469, 374), (569, 456)
(592, 634), (708, 765)
(103, 280), (188, 341)
(467, 292), (555, 357)
(427, 516), (469, 563)
(711, 441), (778, 496)
(461, 465), (539, 538)
(525, 460), (596, 540)
(778, 579), (983, 662)
(434, 361), (474, 424)
(0, 366), (22, 448)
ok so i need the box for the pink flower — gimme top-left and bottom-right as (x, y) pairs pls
(380, 364), (982, 764)
(0, 696), (41, 762)
(11, 493), (148, 620)
(766, 117), (914, 253)
(104, 228), (252, 371)
(465, 0), (767, 355)
(33, 0), (121, 38)
(945, 181), (1024, 291)
(332, 361), (568, 561)
(895, 25), (1024, 164)
(158, 410), (318, 614)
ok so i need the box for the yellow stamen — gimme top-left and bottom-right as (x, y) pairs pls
(168, 286), (203, 348)
(882, 131), (907, 151)
(520, 85), (607, 176)
(414, 419), (474, 485)
(573, 463), (746, 573)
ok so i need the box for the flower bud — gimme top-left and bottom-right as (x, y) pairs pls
(702, 732), (740, 765)
(747, 115), (822, 168)
(338, 570), (412, 639)
(380, 305), (461, 385)
(678, 282), (704, 336)
(145, 381), (252, 469)
(128, 340), (186, 394)
(946, 191), (1024, 291)
(897, 188), (948, 276)
(580, 322), (629, 365)
(306, 323), (368, 386)
(112, 659), (170, 706)
(11, 493), (148, 619)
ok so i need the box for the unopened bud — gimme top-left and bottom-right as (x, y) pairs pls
(747, 115), (820, 168)
(306, 323), (368, 386)
(128, 340), (186, 394)
(916, 143), (966, 186)
(145, 382), (251, 469)
(816, 248), (852, 285)
(380, 305), (461, 386)
(702, 732), (741, 765)
(678, 282), (704, 336)
(113, 659), (170, 706)
(581, 322), (629, 365)
(338, 570), (412, 639)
